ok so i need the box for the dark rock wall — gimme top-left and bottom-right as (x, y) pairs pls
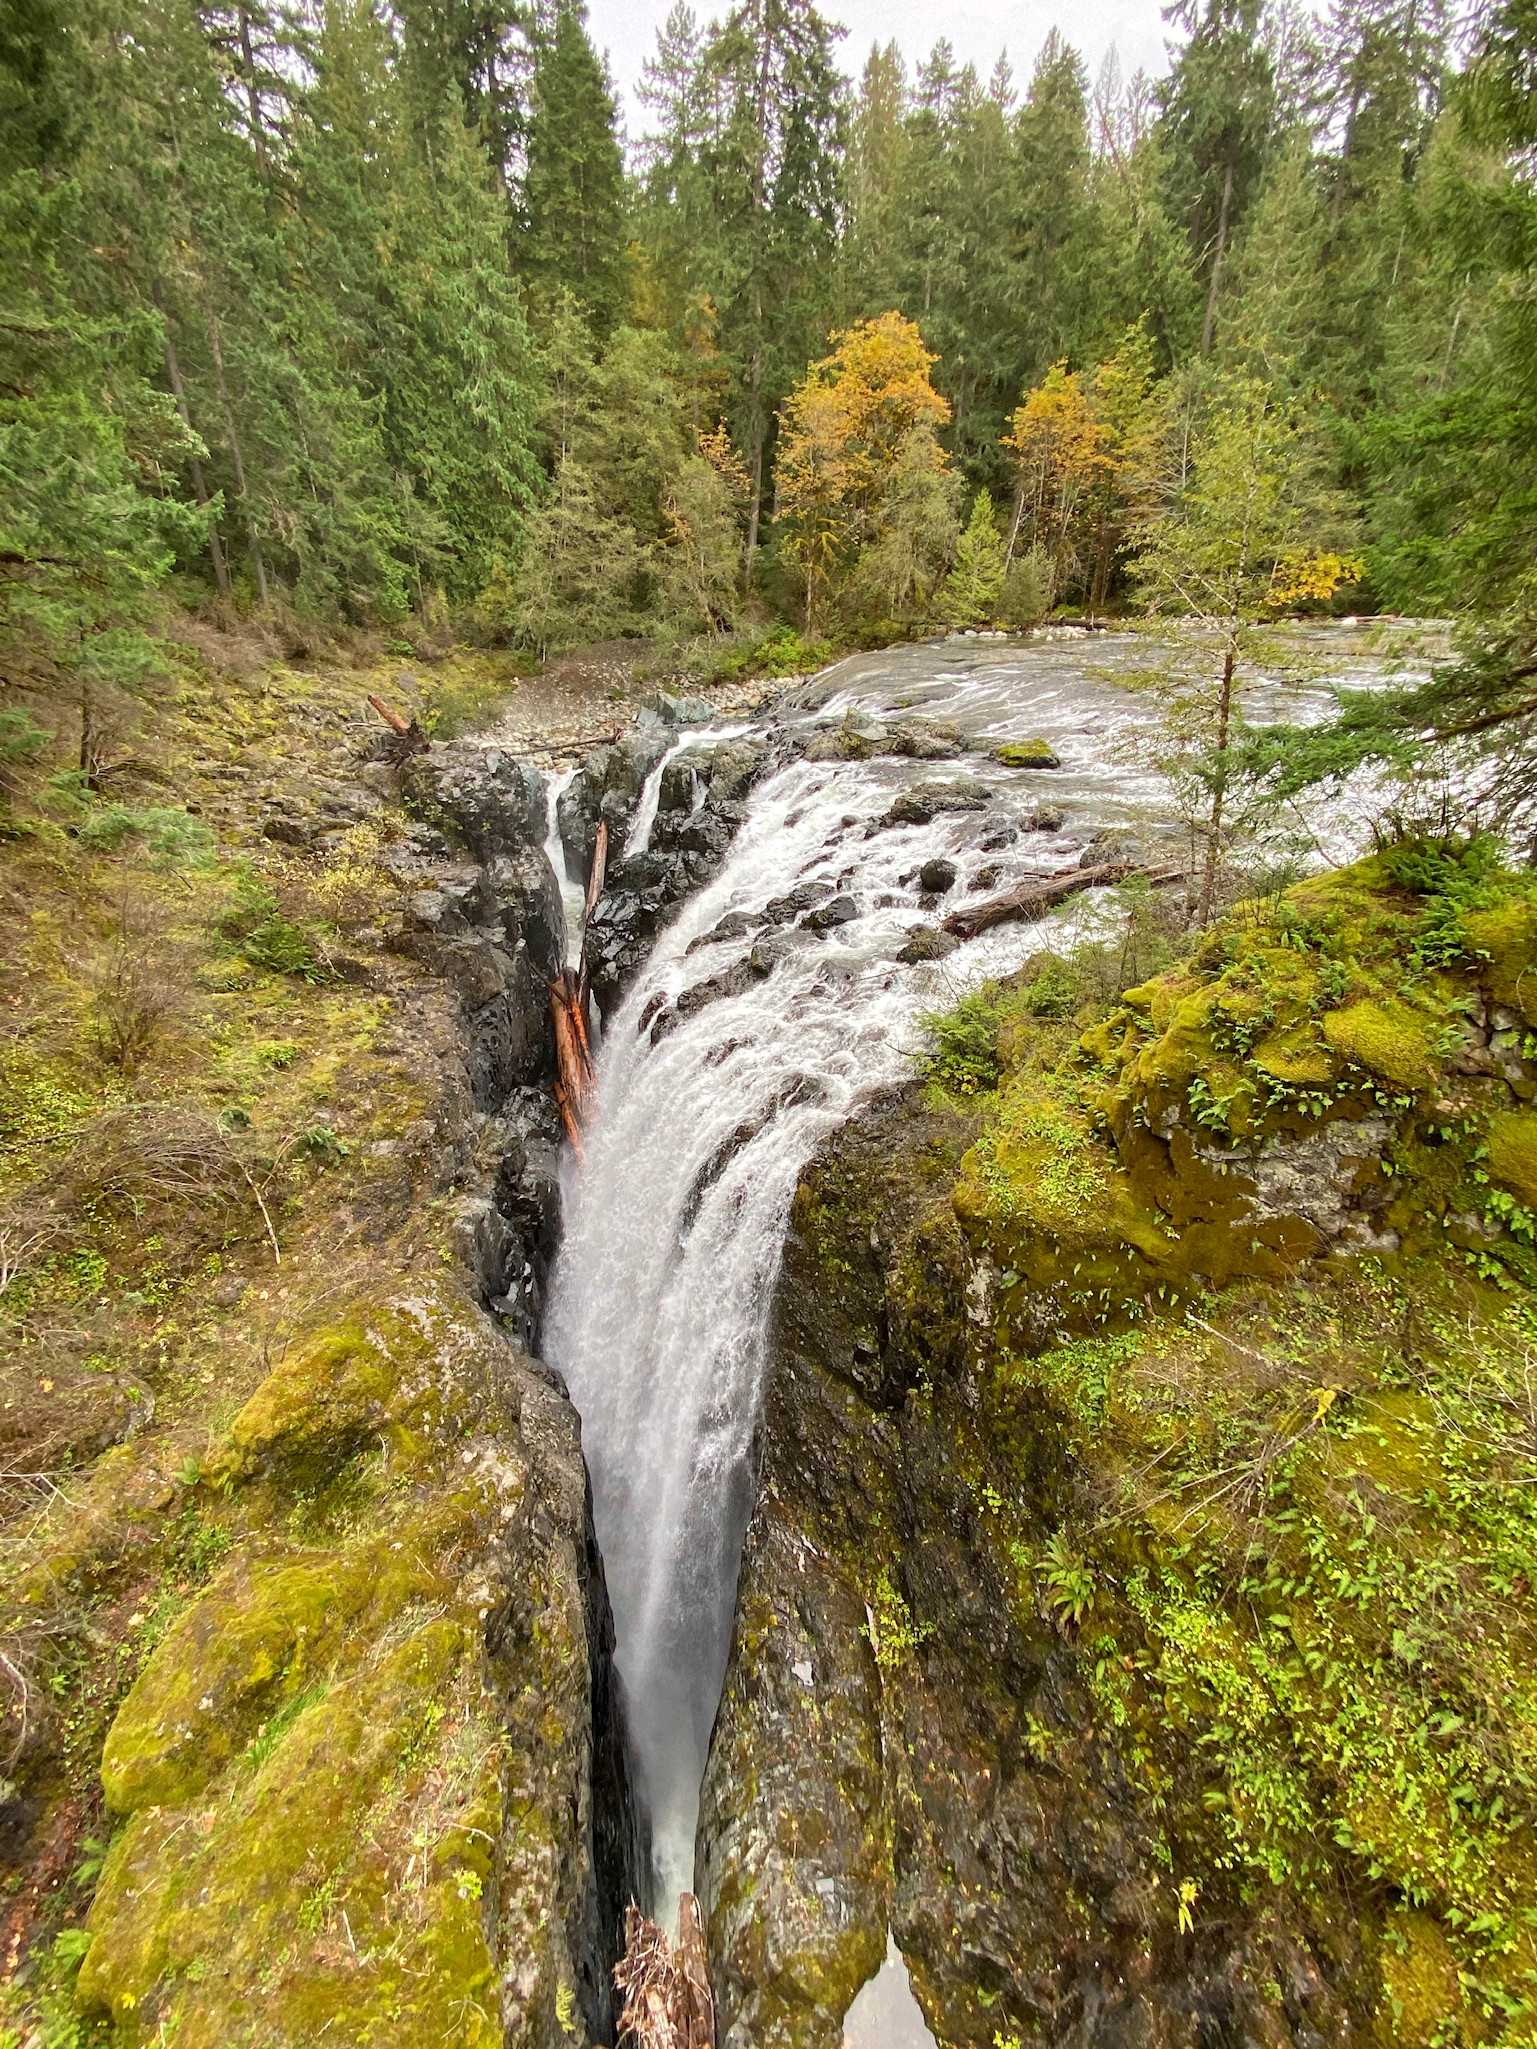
(698, 1095), (1381, 2049)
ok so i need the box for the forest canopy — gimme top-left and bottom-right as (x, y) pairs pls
(2, 0), (1536, 796)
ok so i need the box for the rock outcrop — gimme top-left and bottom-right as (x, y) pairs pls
(73, 1292), (642, 2048)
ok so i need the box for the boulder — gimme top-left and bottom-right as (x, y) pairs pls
(880, 778), (992, 829)
(992, 737), (1061, 769)
(401, 742), (546, 860)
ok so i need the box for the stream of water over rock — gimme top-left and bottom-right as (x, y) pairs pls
(540, 628), (1413, 1918)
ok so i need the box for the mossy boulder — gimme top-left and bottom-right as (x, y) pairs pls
(74, 1290), (638, 2048)
(81, 1619), (502, 2048)
(1462, 897), (1537, 1026)
(1486, 1107), (1537, 1208)
(222, 1309), (441, 1485)
(991, 737), (1060, 768)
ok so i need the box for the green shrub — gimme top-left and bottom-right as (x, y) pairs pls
(0, 706), (49, 773)
(1019, 958), (1080, 1018)
(919, 986), (1011, 1095)
(76, 804), (216, 868)
(999, 548), (1051, 630)
(218, 876), (324, 981)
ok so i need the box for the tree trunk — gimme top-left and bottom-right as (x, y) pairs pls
(743, 351), (765, 579)
(236, 8), (269, 177)
(161, 325), (231, 600)
(943, 859), (1184, 940)
(1196, 632), (1238, 927)
(204, 310), (270, 604)
(1199, 157), (1235, 357)
(1003, 484), (1026, 570)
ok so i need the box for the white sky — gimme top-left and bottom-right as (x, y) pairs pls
(590, 0), (1173, 137)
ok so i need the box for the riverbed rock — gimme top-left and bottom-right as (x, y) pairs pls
(918, 858), (957, 894)
(992, 737), (1061, 768)
(803, 893), (858, 932)
(895, 924), (960, 964)
(879, 778), (992, 829)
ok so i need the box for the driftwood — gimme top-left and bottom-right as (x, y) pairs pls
(676, 1894), (715, 2049)
(550, 969), (595, 1157)
(942, 860), (1185, 941)
(613, 1897), (716, 2049)
(365, 693), (428, 755)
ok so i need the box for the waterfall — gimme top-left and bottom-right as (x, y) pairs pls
(539, 631), (1405, 1915)
(542, 648), (1131, 1910)
(542, 765), (587, 965)
(628, 723), (746, 857)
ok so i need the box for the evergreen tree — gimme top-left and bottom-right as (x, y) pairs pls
(695, 0), (846, 564)
(1010, 33), (1096, 378)
(843, 41), (909, 317)
(522, 1), (627, 334)
(393, 0), (533, 188)
(1158, 0), (1277, 354)
(939, 491), (1007, 626)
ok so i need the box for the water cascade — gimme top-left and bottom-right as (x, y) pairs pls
(540, 631), (1405, 1919)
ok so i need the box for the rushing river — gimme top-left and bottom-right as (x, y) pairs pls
(539, 626), (1421, 1915)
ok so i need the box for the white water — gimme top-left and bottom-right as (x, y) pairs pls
(843, 1936), (938, 2049)
(541, 766), (587, 964)
(626, 723), (745, 856)
(539, 629), (1424, 1917)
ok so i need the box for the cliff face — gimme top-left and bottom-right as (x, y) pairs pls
(0, 654), (645, 2047)
(698, 846), (1537, 2049)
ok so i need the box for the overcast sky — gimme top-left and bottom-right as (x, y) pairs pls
(590, 0), (1174, 140)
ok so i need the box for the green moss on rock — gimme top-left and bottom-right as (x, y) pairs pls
(1487, 1108), (1537, 1208)
(1322, 997), (1438, 1090)
(81, 1619), (503, 2047)
(991, 737), (1060, 768)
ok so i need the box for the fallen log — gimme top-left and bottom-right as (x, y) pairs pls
(942, 860), (1186, 942)
(365, 694), (428, 754)
(550, 968), (594, 1155)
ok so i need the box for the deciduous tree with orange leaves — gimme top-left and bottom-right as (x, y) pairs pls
(1001, 363), (1105, 607)
(774, 312), (957, 632)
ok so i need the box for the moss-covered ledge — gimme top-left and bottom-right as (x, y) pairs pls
(52, 1289), (631, 2049)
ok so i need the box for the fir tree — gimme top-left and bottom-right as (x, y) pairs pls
(939, 491), (1007, 626)
(522, 1), (627, 334)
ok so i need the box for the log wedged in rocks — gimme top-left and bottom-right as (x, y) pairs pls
(942, 858), (1185, 940)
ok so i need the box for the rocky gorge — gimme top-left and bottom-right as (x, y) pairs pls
(4, 629), (1535, 2049)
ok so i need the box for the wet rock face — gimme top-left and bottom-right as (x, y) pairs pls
(697, 1098), (1381, 2049)
(559, 729), (672, 873)
(391, 761), (563, 1114)
(401, 740), (546, 861)
(582, 737), (770, 1015)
